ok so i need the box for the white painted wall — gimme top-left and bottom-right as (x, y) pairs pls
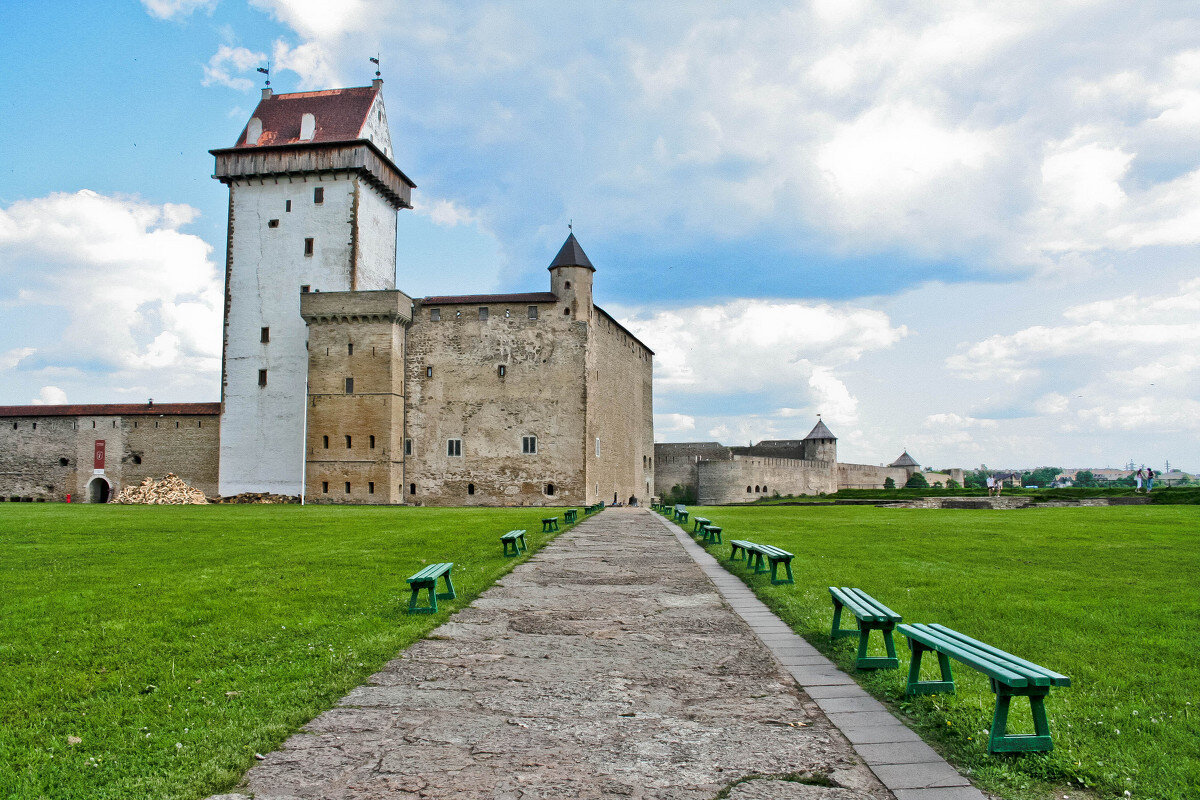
(218, 174), (398, 496)
(361, 95), (394, 160)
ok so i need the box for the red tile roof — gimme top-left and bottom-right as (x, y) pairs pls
(0, 403), (220, 418)
(237, 86), (378, 147)
(419, 293), (559, 306)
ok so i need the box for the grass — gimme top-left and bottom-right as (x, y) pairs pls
(679, 504), (1200, 800)
(0, 504), (570, 800)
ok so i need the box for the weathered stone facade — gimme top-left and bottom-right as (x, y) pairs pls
(0, 404), (219, 502)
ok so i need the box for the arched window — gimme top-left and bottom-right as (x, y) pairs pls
(747, 485), (752, 493)
(467, 483), (475, 495)
(754, 485), (760, 492)
(762, 485), (768, 493)
(545, 483), (556, 496)
(409, 483), (416, 495)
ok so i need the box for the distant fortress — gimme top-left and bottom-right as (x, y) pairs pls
(654, 419), (963, 504)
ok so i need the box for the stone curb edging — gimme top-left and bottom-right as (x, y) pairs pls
(649, 510), (988, 800)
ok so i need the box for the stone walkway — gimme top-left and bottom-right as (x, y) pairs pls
(213, 508), (986, 800)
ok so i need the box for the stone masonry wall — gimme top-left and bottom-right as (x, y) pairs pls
(585, 309), (654, 506)
(837, 462), (913, 490)
(0, 412), (219, 502)
(653, 442), (732, 499)
(404, 300), (589, 506)
(697, 456), (837, 504)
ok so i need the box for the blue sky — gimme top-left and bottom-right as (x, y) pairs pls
(2, 1), (1199, 471)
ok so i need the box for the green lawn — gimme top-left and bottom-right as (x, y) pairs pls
(0, 504), (569, 800)
(680, 505), (1200, 800)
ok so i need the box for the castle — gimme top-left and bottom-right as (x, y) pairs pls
(0, 81), (654, 507)
(654, 419), (962, 503)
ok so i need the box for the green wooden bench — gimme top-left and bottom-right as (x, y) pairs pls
(501, 529), (527, 556)
(673, 504), (689, 524)
(406, 562), (456, 614)
(564, 509), (578, 524)
(699, 523), (723, 544)
(541, 517), (559, 532)
(898, 623), (1070, 754)
(691, 516), (711, 533)
(829, 587), (901, 670)
(727, 540), (794, 585)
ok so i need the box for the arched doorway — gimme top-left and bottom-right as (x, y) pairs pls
(87, 477), (111, 503)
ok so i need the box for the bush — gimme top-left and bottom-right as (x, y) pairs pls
(905, 473), (929, 488)
(883, 477), (896, 489)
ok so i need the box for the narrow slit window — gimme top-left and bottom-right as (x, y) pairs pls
(425, 366), (433, 378)
(322, 481), (329, 493)
(545, 483), (556, 496)
(595, 437), (600, 457)
(522, 435), (537, 454)
(467, 483), (475, 495)
(260, 326), (270, 343)
(258, 369), (267, 387)
(314, 187), (324, 204)
(369, 435), (375, 449)
(344, 482), (351, 494)
(368, 481), (375, 494)
(286, 200), (292, 212)
(304, 238), (314, 256)
(447, 438), (462, 457)
(345, 377), (354, 394)
(347, 342), (353, 355)
(409, 483), (416, 495)
(404, 438), (412, 456)
(322, 435), (329, 449)
(498, 365), (506, 378)
(345, 435), (352, 449)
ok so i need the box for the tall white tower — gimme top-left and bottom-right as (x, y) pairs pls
(211, 80), (415, 496)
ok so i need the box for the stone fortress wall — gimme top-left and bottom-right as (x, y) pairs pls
(0, 405), (220, 502)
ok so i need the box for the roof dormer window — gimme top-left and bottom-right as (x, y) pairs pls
(246, 117), (263, 145)
(299, 113), (316, 141)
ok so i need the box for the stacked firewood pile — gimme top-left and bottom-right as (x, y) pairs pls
(113, 473), (210, 505)
(213, 492), (301, 504)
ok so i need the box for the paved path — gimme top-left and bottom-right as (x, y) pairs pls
(214, 508), (984, 800)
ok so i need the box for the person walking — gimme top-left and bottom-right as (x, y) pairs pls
(1135, 468), (1144, 493)
(986, 475), (995, 496)
(1146, 469), (1155, 492)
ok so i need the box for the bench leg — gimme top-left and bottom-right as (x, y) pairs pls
(408, 581), (437, 614)
(831, 599), (856, 639)
(988, 683), (1053, 753)
(904, 642), (955, 694)
(519, 535), (527, 553)
(437, 571), (457, 601)
(854, 621), (899, 670)
(768, 557), (792, 585)
(503, 539), (516, 556)
(753, 552), (769, 574)
(729, 543), (743, 561)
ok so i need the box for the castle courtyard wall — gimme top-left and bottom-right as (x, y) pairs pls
(697, 456), (837, 504)
(837, 463), (912, 490)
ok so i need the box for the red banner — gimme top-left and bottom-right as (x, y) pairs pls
(94, 440), (105, 470)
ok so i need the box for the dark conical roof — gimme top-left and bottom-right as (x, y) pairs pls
(548, 232), (595, 271)
(803, 418), (837, 440)
(890, 451), (919, 468)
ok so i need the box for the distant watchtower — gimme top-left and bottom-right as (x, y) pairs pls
(802, 417), (837, 462)
(210, 80), (415, 497)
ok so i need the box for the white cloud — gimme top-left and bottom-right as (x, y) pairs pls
(1, 347), (35, 370)
(202, 45), (267, 92)
(417, 198), (478, 227)
(32, 386), (67, 405)
(141, 0), (215, 19)
(0, 190), (221, 396)
(654, 413), (695, 434)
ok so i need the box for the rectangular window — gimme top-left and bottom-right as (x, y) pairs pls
(430, 308), (441, 321)
(260, 326), (270, 343)
(347, 342), (353, 355)
(447, 438), (462, 457)
(425, 366), (433, 378)
(497, 364), (506, 377)
(304, 238), (314, 256)
(595, 437), (600, 457)
(404, 438), (412, 456)
(344, 481), (350, 493)
(314, 187), (324, 204)
(258, 369), (267, 387)
(322, 481), (328, 493)
(522, 435), (537, 454)
(368, 481), (375, 494)
(301, 284), (310, 293)
(369, 434), (375, 449)
(528, 305), (538, 319)
(268, 219), (279, 228)
(286, 200), (292, 212)
(478, 306), (488, 320)
(345, 377), (354, 394)
(345, 435), (352, 449)
(322, 435), (329, 448)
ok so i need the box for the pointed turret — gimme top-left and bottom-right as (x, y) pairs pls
(802, 417), (837, 462)
(548, 232), (594, 320)
(889, 451), (919, 468)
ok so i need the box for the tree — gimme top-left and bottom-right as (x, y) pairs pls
(963, 470), (989, 489)
(905, 472), (929, 488)
(884, 477), (896, 489)
(1021, 467), (1061, 487)
(946, 479), (960, 489)
(1074, 470), (1097, 487)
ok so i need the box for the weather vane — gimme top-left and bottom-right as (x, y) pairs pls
(370, 55), (381, 78)
(568, 219), (573, 232)
(257, 62), (270, 87)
